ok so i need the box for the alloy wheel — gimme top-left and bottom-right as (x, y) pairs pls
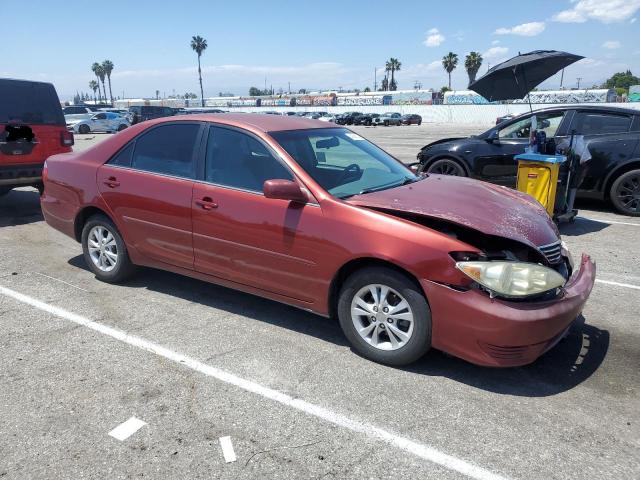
(615, 172), (640, 214)
(428, 159), (465, 176)
(87, 225), (118, 272)
(350, 284), (414, 351)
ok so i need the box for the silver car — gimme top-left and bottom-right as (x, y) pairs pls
(67, 112), (130, 134)
(372, 112), (402, 126)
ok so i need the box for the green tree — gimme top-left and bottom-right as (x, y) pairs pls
(385, 58), (401, 91)
(102, 60), (114, 104)
(249, 87), (262, 96)
(440, 86), (451, 94)
(190, 35), (208, 107)
(363, 87), (371, 92)
(89, 80), (99, 103)
(442, 52), (458, 90)
(298, 88), (307, 94)
(91, 62), (103, 102)
(603, 70), (639, 93)
(464, 52), (483, 85)
(92, 63), (107, 104)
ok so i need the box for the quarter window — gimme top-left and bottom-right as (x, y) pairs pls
(108, 142), (134, 167)
(573, 112), (631, 135)
(205, 127), (293, 192)
(131, 124), (200, 178)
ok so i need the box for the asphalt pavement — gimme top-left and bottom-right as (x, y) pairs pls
(0, 125), (638, 479)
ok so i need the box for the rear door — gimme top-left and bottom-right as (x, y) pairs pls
(568, 110), (638, 193)
(97, 122), (204, 270)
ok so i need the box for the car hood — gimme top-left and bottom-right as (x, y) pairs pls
(346, 174), (560, 249)
(421, 136), (484, 151)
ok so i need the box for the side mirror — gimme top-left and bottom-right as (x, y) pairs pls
(263, 179), (308, 204)
(486, 130), (500, 143)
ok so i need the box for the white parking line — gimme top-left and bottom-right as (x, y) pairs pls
(0, 284), (507, 480)
(595, 279), (640, 291)
(578, 216), (640, 227)
(108, 417), (147, 441)
(33, 272), (91, 293)
(219, 436), (237, 463)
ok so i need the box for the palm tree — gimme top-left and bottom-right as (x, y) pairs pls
(190, 35), (208, 107)
(464, 52), (483, 86)
(102, 60), (114, 104)
(385, 58), (402, 91)
(89, 80), (99, 104)
(442, 52), (459, 90)
(91, 62), (102, 102)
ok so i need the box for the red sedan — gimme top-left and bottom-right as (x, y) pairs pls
(41, 114), (596, 367)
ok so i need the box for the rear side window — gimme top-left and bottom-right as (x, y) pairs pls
(0, 80), (64, 125)
(131, 124), (200, 178)
(574, 112), (631, 135)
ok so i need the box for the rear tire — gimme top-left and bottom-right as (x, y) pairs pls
(426, 158), (466, 177)
(117, 124), (127, 131)
(81, 214), (136, 283)
(78, 124), (90, 134)
(610, 169), (640, 216)
(337, 267), (431, 366)
(384, 120), (389, 126)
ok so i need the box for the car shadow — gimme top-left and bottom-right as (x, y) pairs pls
(559, 216), (609, 236)
(68, 255), (609, 398)
(0, 188), (43, 227)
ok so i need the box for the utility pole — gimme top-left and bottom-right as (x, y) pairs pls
(374, 67), (377, 91)
(560, 68), (565, 89)
(576, 77), (582, 89)
(288, 81), (291, 94)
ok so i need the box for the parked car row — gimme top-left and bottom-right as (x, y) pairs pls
(336, 112), (422, 126)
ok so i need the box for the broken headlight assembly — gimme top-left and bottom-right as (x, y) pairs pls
(456, 261), (566, 299)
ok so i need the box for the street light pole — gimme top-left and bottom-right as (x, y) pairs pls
(576, 77), (582, 89)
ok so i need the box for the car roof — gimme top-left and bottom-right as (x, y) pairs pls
(519, 105), (639, 116)
(163, 112), (335, 132)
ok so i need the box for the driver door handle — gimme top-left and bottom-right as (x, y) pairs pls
(195, 197), (218, 210)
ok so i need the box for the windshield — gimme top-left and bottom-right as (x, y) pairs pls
(270, 128), (418, 199)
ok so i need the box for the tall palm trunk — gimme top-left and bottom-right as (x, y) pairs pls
(101, 81), (107, 104)
(390, 68), (395, 90)
(197, 54), (204, 107)
(107, 75), (113, 104)
(448, 72), (451, 89)
(95, 75), (102, 102)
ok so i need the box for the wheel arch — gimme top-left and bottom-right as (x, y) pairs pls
(327, 257), (425, 320)
(419, 154), (471, 176)
(73, 205), (114, 242)
(603, 159), (640, 198)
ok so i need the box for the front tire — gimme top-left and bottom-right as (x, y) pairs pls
(81, 215), (135, 283)
(78, 124), (90, 134)
(338, 267), (431, 366)
(610, 169), (640, 216)
(117, 124), (127, 131)
(425, 158), (466, 177)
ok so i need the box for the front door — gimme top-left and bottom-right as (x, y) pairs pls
(97, 122), (203, 270)
(192, 125), (324, 303)
(476, 111), (566, 187)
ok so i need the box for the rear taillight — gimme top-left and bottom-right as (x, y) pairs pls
(42, 161), (48, 182)
(61, 130), (74, 146)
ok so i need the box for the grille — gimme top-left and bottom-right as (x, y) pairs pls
(539, 240), (562, 264)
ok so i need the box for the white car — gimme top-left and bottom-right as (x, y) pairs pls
(318, 114), (337, 123)
(67, 112), (130, 134)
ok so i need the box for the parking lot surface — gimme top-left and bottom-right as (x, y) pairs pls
(1, 125), (638, 479)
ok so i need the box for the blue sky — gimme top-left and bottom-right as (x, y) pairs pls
(2, 0), (639, 99)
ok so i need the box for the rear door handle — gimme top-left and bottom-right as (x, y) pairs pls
(195, 197), (218, 210)
(103, 176), (120, 188)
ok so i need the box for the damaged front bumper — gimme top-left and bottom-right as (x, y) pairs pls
(421, 253), (596, 367)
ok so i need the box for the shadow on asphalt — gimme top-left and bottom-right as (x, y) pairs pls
(0, 189), (43, 227)
(69, 255), (609, 398)
(559, 216), (609, 236)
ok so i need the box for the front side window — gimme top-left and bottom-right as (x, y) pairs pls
(498, 112), (564, 139)
(205, 126), (293, 192)
(271, 128), (417, 199)
(131, 124), (200, 178)
(573, 112), (631, 135)
(94, 113), (107, 120)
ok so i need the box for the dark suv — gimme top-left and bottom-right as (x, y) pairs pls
(335, 112), (362, 125)
(129, 105), (177, 124)
(0, 78), (73, 196)
(416, 106), (640, 215)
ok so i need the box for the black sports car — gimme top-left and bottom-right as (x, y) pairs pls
(416, 105), (640, 216)
(353, 113), (380, 126)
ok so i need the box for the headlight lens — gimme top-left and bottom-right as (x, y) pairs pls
(456, 261), (566, 298)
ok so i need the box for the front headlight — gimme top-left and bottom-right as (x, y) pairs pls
(456, 261), (566, 298)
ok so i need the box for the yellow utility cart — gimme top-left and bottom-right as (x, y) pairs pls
(514, 153), (567, 217)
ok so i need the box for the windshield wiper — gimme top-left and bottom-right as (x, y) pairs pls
(357, 177), (419, 196)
